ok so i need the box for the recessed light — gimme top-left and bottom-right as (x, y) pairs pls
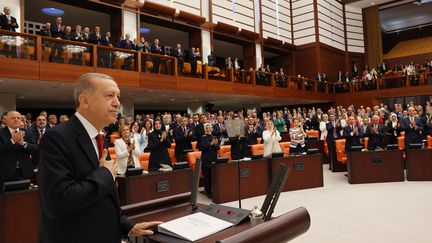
(18, 96), (25, 99)
(41, 7), (65, 16)
(140, 27), (151, 34)
(371, 2), (375, 5)
(170, 98), (175, 101)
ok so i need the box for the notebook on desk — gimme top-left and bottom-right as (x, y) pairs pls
(157, 212), (233, 242)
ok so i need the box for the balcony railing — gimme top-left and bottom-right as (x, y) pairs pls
(2, 30), (429, 95)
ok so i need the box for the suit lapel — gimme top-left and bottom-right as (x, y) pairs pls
(70, 116), (98, 169)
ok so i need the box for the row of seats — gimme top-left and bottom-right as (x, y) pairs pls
(334, 134), (431, 165)
(107, 129), (321, 171)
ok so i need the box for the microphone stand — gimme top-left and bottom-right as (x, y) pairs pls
(237, 158), (242, 209)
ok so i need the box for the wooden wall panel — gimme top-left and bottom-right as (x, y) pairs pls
(348, 52), (365, 73)
(40, 62), (95, 83)
(335, 85), (432, 108)
(140, 73), (178, 90)
(319, 43), (346, 81)
(295, 44), (317, 78)
(243, 44), (256, 70)
(0, 59), (39, 80)
(99, 68), (140, 87)
(384, 53), (431, 69)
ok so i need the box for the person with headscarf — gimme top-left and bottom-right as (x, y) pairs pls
(147, 120), (171, 170)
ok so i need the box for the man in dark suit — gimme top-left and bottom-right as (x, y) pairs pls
(38, 73), (161, 243)
(326, 114), (342, 171)
(343, 116), (364, 151)
(0, 7), (19, 32)
(173, 117), (193, 161)
(28, 115), (50, 167)
(244, 117), (261, 145)
(100, 31), (112, 47)
(50, 17), (65, 38)
(151, 38), (164, 73)
(0, 111), (37, 183)
(173, 43), (185, 74)
(89, 26), (102, 45)
(365, 115), (386, 150)
(421, 109), (431, 138)
(401, 107), (423, 147)
(39, 22), (52, 37)
(212, 115), (227, 142)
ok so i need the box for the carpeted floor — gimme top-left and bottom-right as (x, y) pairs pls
(198, 164), (432, 243)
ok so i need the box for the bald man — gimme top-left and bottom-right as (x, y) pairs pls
(401, 107), (423, 147)
(365, 115), (386, 150)
(0, 111), (37, 182)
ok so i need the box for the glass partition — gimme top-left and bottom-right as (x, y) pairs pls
(42, 37), (93, 66)
(256, 71), (272, 86)
(140, 52), (176, 75)
(274, 74), (288, 88)
(96, 46), (138, 71)
(0, 31), (36, 60)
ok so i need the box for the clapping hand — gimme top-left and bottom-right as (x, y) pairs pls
(12, 131), (25, 145)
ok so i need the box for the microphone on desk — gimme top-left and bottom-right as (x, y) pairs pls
(190, 159), (202, 211)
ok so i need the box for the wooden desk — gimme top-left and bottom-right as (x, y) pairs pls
(0, 189), (39, 243)
(117, 169), (192, 205)
(308, 139), (326, 163)
(347, 150), (404, 184)
(124, 201), (310, 243)
(406, 149), (432, 181)
(211, 159), (270, 204)
(271, 154), (323, 192)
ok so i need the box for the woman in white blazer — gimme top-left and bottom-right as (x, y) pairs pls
(262, 120), (282, 157)
(114, 125), (141, 175)
(319, 114), (329, 140)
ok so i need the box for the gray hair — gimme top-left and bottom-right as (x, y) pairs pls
(74, 73), (114, 108)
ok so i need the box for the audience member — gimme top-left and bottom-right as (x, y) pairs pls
(114, 125), (141, 175)
(147, 120), (171, 170)
(262, 120), (282, 157)
(0, 7), (19, 32)
(200, 123), (220, 197)
(0, 111), (37, 182)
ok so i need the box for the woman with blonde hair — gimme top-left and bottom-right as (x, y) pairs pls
(262, 120), (282, 157)
(114, 125), (141, 175)
(319, 114), (329, 140)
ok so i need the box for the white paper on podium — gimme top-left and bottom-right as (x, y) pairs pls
(158, 212), (233, 241)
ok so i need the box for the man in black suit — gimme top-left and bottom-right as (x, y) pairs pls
(39, 22), (52, 37)
(212, 115), (227, 142)
(365, 115), (386, 150)
(151, 38), (164, 73)
(326, 114), (342, 171)
(0, 7), (19, 32)
(173, 117), (193, 161)
(343, 116), (364, 151)
(173, 43), (185, 74)
(38, 73), (161, 243)
(401, 106), (423, 147)
(0, 111), (37, 183)
(100, 31), (112, 47)
(28, 115), (50, 167)
(89, 26), (102, 45)
(50, 17), (65, 38)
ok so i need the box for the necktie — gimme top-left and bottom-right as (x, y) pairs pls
(333, 122), (337, 137)
(39, 129), (44, 143)
(351, 125), (354, 131)
(96, 134), (104, 160)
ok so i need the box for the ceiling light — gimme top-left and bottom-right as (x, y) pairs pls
(41, 8), (65, 16)
(140, 27), (151, 34)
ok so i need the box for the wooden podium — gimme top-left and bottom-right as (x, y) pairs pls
(406, 149), (432, 181)
(117, 168), (192, 205)
(0, 189), (39, 243)
(211, 159), (270, 204)
(270, 154), (323, 191)
(347, 150), (404, 184)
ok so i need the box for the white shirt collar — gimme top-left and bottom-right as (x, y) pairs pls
(75, 112), (99, 139)
(7, 126), (18, 135)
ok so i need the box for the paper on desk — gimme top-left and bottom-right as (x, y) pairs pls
(158, 212), (233, 241)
